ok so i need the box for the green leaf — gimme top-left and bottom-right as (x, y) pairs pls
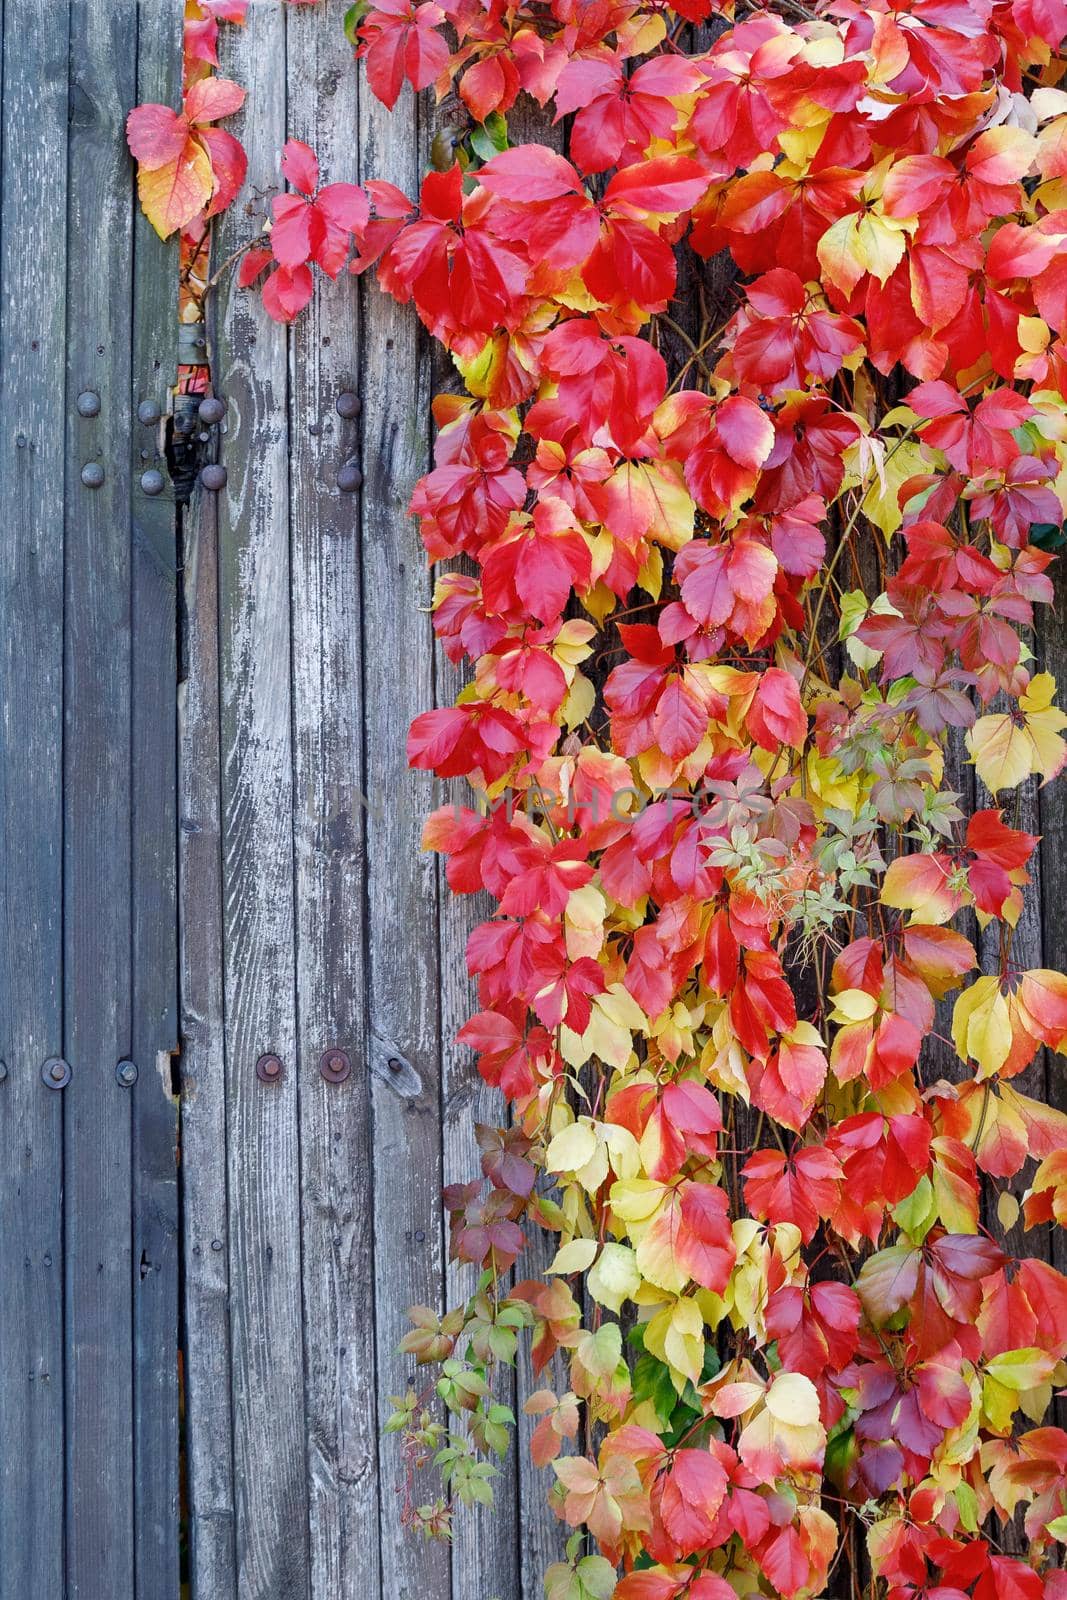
(544, 1554), (617, 1600)
(343, 1), (369, 45)
(469, 112), (509, 163)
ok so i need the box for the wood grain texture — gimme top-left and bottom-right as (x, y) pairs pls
(179, 477), (239, 1600)
(493, 96), (577, 1600)
(130, 6), (181, 1595)
(0, 2), (68, 1593)
(64, 1), (136, 1591)
(357, 69), (452, 1600)
(1038, 596), (1067, 1430)
(437, 757), (520, 1600)
(285, 9), (381, 1598)
(214, 7), (310, 1596)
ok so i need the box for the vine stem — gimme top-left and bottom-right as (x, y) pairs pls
(202, 228), (270, 298)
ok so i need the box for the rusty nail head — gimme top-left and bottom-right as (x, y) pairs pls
(81, 462), (105, 489)
(140, 469), (165, 497)
(335, 391), (361, 419)
(116, 1059), (138, 1087)
(41, 1057), (71, 1089)
(256, 1053), (284, 1083)
(76, 390), (100, 417)
(320, 1048), (352, 1084)
(137, 399), (161, 426)
(200, 463), (227, 491)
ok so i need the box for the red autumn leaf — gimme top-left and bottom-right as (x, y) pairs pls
(127, 76), (246, 238)
(268, 140), (369, 283)
(658, 1447), (728, 1554)
(742, 1146), (843, 1243)
(358, 0), (450, 111)
(748, 667), (806, 751)
(676, 1181), (735, 1293)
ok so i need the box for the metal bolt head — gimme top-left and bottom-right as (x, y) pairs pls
(76, 390), (100, 417)
(116, 1059), (138, 1087)
(337, 461), (363, 493)
(140, 469), (165, 497)
(200, 463), (227, 492)
(137, 399), (161, 426)
(41, 1057), (71, 1089)
(81, 462), (105, 489)
(335, 391), (362, 419)
(256, 1053), (284, 1084)
(198, 396), (226, 425)
(319, 1048), (352, 1084)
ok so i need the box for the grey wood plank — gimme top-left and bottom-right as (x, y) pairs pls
(977, 761), (1044, 1258)
(179, 479), (238, 1599)
(130, 6), (181, 1596)
(438, 767), (520, 1600)
(214, 10), (310, 1595)
(1037, 586), (1067, 1428)
(0, 2), (69, 1593)
(490, 93), (575, 1600)
(357, 68), (452, 1600)
(284, 10), (381, 1598)
(64, 2), (137, 1592)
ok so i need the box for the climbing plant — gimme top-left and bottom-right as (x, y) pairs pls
(130, 1), (1067, 1595)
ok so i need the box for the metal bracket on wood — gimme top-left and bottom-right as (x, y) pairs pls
(369, 1031), (422, 1100)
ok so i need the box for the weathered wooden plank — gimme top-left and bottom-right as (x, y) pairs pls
(284, 10), (381, 1599)
(64, 1), (137, 1592)
(1038, 588), (1067, 1427)
(473, 95), (574, 1600)
(179, 475), (238, 1599)
(0, 1), (68, 1593)
(357, 68), (452, 1600)
(438, 771), (520, 1600)
(214, 10), (310, 1595)
(130, 6), (181, 1595)
(978, 760), (1044, 1263)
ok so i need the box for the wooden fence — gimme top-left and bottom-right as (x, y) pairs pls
(2, 4), (1066, 1600)
(177, 6), (566, 1598)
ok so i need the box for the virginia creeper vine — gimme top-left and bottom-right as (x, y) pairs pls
(130, 0), (1067, 1595)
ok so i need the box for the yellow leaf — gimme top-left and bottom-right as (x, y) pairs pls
(644, 1296), (704, 1389)
(817, 208), (913, 296)
(966, 713), (1031, 793)
(564, 884), (607, 962)
(609, 1177), (666, 1227)
(996, 1191), (1020, 1232)
(860, 440), (928, 540)
(546, 1120), (598, 1175)
(562, 672), (594, 731)
(829, 988), (879, 1024)
(588, 1243), (642, 1314)
(952, 976), (1012, 1079)
(765, 1371), (820, 1427)
(561, 984), (647, 1070)
(547, 1238), (599, 1276)
(137, 138), (214, 240)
